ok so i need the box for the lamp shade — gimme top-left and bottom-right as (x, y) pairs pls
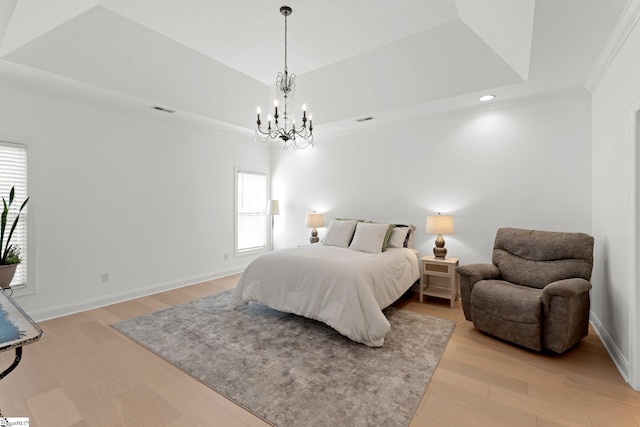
(266, 200), (280, 215)
(305, 212), (325, 228)
(426, 214), (454, 235)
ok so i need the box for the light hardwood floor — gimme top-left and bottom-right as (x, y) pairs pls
(0, 274), (638, 426)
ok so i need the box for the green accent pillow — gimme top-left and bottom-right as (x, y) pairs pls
(383, 224), (396, 249)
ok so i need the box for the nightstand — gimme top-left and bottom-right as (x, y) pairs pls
(419, 256), (460, 308)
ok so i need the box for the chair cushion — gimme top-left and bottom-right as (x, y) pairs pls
(492, 228), (594, 289)
(471, 280), (542, 324)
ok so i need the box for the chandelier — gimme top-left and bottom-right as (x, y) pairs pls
(255, 5), (313, 150)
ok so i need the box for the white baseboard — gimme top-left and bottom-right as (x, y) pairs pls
(28, 266), (246, 322)
(590, 311), (630, 385)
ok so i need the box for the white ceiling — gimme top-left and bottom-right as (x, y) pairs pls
(0, 0), (630, 131)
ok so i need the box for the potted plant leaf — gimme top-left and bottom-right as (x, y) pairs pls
(0, 187), (29, 289)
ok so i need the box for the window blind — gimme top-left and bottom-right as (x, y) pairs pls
(0, 142), (27, 287)
(236, 171), (267, 253)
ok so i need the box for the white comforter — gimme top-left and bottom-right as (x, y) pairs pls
(229, 245), (420, 347)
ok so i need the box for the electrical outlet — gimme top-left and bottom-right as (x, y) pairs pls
(223, 253), (229, 261)
(101, 272), (110, 283)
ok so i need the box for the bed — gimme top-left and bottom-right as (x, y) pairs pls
(229, 220), (420, 347)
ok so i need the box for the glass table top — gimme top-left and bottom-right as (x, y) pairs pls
(0, 289), (42, 353)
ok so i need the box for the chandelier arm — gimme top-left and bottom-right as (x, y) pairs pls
(256, 126), (274, 138)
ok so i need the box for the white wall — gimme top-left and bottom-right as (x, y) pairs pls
(272, 91), (592, 266)
(0, 71), (271, 320)
(591, 8), (640, 390)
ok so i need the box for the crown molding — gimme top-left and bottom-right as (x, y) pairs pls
(0, 59), (255, 140)
(314, 86), (588, 142)
(584, 0), (640, 93)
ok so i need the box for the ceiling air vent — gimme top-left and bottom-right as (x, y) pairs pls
(152, 105), (176, 114)
(355, 116), (375, 122)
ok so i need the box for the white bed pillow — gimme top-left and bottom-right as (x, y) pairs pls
(387, 227), (410, 248)
(394, 224), (416, 248)
(322, 219), (358, 248)
(349, 222), (390, 254)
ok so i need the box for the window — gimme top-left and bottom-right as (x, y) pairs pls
(0, 142), (28, 287)
(236, 170), (267, 254)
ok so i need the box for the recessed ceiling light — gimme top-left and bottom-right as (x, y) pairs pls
(478, 95), (496, 102)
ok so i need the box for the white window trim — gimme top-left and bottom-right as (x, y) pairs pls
(234, 167), (271, 257)
(0, 140), (29, 292)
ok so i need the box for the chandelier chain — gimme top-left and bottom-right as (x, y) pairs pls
(284, 11), (288, 73)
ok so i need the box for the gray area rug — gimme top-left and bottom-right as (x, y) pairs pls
(112, 290), (455, 427)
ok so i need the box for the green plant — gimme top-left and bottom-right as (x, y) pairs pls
(4, 245), (21, 265)
(0, 186), (29, 265)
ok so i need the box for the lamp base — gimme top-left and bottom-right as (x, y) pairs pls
(433, 234), (447, 259)
(433, 247), (447, 259)
(310, 227), (319, 244)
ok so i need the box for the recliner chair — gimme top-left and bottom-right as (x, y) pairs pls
(456, 227), (594, 353)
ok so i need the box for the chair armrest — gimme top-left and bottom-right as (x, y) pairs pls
(456, 264), (501, 282)
(455, 264), (500, 321)
(541, 278), (592, 353)
(543, 278), (592, 298)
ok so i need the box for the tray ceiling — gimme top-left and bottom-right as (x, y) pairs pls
(0, 0), (629, 130)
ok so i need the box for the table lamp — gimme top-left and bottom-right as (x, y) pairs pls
(426, 213), (454, 259)
(305, 212), (325, 244)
